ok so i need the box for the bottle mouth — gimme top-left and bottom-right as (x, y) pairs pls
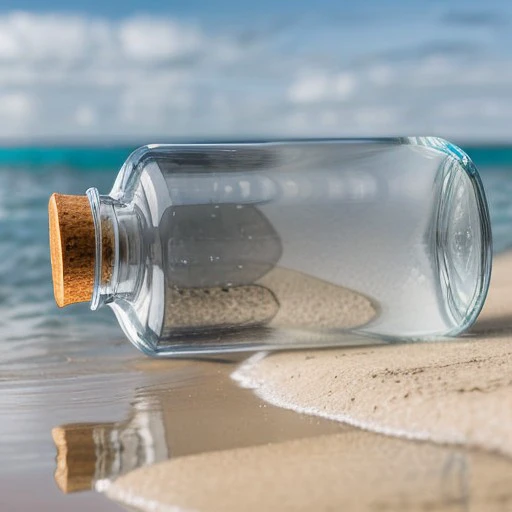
(87, 187), (119, 311)
(435, 153), (492, 334)
(87, 187), (103, 310)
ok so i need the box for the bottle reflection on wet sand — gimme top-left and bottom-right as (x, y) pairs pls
(52, 397), (168, 493)
(51, 356), (351, 495)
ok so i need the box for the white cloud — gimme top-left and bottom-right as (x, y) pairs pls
(0, 91), (35, 137)
(367, 65), (394, 86)
(0, 12), (90, 61)
(334, 73), (357, 98)
(288, 72), (356, 103)
(118, 17), (203, 62)
(0, 92), (33, 119)
(0, 8), (510, 141)
(288, 74), (330, 103)
(75, 105), (97, 127)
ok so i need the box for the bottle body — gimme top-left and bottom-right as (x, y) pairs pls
(81, 138), (490, 356)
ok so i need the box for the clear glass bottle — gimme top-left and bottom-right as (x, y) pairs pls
(49, 138), (492, 356)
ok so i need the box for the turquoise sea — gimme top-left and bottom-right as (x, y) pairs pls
(0, 143), (510, 370)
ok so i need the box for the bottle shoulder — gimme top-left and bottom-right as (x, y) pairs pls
(106, 148), (169, 355)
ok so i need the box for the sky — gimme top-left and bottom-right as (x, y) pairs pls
(0, 0), (511, 142)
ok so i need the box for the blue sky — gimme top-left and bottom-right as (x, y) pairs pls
(0, 1), (432, 18)
(0, 0), (511, 141)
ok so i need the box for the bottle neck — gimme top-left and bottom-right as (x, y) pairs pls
(87, 188), (143, 310)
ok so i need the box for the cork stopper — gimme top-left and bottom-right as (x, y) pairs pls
(49, 193), (96, 307)
(52, 423), (114, 493)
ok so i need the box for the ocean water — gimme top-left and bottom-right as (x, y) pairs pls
(0, 143), (510, 369)
(0, 152), (127, 374)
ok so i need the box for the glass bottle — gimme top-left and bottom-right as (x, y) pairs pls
(48, 138), (492, 356)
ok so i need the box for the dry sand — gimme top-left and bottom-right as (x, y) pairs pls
(106, 252), (512, 511)
(232, 252), (512, 455)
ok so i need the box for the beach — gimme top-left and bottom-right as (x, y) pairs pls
(1, 0), (512, 508)
(0, 148), (512, 510)
(103, 251), (512, 511)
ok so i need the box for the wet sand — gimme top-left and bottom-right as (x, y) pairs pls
(50, 355), (346, 497)
(107, 431), (512, 512)
(105, 254), (512, 511)
(0, 341), (345, 510)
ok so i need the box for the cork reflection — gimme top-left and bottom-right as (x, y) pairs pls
(52, 396), (168, 494)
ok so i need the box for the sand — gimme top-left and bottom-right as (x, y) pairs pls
(164, 267), (376, 332)
(106, 431), (512, 512)
(232, 252), (512, 455)
(106, 252), (512, 511)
